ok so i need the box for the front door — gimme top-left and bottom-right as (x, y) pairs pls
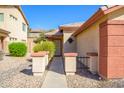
(54, 40), (62, 56)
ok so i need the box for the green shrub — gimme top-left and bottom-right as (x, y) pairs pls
(8, 42), (27, 57)
(33, 43), (43, 52)
(42, 41), (56, 58)
(33, 40), (56, 59)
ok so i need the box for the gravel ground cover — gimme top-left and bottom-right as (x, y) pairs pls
(0, 56), (44, 88)
(66, 67), (124, 88)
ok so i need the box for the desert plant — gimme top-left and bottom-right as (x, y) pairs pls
(33, 40), (56, 59)
(42, 41), (56, 58)
(33, 32), (47, 43)
(33, 43), (43, 52)
(8, 42), (27, 57)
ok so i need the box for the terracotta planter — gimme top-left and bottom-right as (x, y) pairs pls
(64, 53), (78, 75)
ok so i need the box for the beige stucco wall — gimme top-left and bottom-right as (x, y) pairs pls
(63, 31), (76, 54)
(76, 7), (124, 73)
(0, 6), (28, 42)
(76, 25), (99, 57)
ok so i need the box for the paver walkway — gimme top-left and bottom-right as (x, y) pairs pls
(42, 57), (67, 88)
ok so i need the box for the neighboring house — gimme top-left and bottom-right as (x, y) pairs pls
(27, 29), (46, 53)
(72, 5), (124, 79)
(28, 23), (82, 56)
(59, 22), (83, 54)
(28, 29), (63, 56)
(0, 5), (29, 52)
(45, 29), (63, 56)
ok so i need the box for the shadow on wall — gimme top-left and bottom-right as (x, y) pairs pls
(76, 58), (100, 80)
(63, 36), (77, 53)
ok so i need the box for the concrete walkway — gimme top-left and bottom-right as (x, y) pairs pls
(42, 57), (67, 88)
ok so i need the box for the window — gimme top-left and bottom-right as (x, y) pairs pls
(9, 37), (17, 41)
(22, 40), (26, 42)
(0, 13), (4, 22)
(22, 23), (26, 31)
(10, 15), (17, 21)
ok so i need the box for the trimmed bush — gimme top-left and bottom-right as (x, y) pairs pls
(33, 43), (43, 52)
(33, 40), (56, 59)
(42, 41), (56, 58)
(8, 42), (27, 57)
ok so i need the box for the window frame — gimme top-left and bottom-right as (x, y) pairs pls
(22, 23), (26, 32)
(0, 13), (4, 22)
(9, 15), (17, 21)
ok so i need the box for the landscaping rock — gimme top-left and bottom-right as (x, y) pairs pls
(0, 56), (44, 88)
(66, 68), (124, 88)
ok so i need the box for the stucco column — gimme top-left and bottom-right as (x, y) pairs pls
(87, 52), (98, 74)
(0, 38), (2, 51)
(31, 52), (46, 76)
(64, 53), (77, 75)
(45, 51), (49, 67)
(99, 20), (124, 79)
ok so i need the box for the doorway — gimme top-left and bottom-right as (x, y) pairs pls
(54, 39), (62, 56)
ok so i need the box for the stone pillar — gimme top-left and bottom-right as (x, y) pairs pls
(45, 51), (49, 67)
(99, 20), (124, 79)
(64, 53), (77, 75)
(0, 38), (2, 51)
(87, 52), (98, 74)
(31, 52), (46, 76)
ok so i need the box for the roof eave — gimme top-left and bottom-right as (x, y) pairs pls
(73, 5), (124, 37)
(15, 6), (29, 25)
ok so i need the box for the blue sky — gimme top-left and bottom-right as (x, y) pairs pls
(22, 5), (102, 30)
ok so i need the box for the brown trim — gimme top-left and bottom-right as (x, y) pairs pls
(59, 26), (79, 31)
(0, 29), (10, 37)
(87, 52), (98, 56)
(100, 20), (124, 28)
(103, 5), (124, 15)
(46, 35), (63, 40)
(0, 29), (10, 34)
(73, 5), (124, 36)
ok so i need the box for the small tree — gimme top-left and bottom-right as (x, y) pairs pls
(33, 32), (47, 43)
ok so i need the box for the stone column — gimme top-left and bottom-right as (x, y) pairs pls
(87, 52), (98, 74)
(0, 38), (2, 51)
(45, 51), (49, 68)
(31, 52), (46, 76)
(99, 20), (124, 79)
(64, 53), (77, 75)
